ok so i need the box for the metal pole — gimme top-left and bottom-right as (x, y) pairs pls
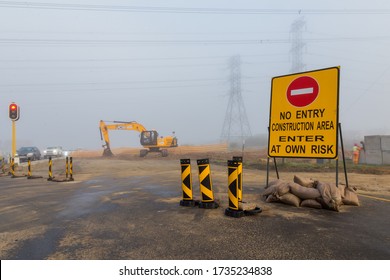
(11, 121), (16, 157)
(338, 123), (349, 188)
(266, 157), (270, 188)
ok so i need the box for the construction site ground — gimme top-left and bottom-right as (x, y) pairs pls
(0, 144), (389, 260)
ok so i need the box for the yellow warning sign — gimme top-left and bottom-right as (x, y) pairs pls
(268, 67), (339, 158)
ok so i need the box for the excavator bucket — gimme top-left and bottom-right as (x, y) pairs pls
(102, 148), (114, 157)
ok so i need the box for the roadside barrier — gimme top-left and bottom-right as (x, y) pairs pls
(48, 156), (75, 182)
(233, 156), (243, 202)
(225, 157), (262, 218)
(1, 158), (5, 174)
(68, 157), (74, 181)
(196, 158), (219, 209)
(10, 157), (26, 178)
(27, 158), (43, 179)
(225, 160), (245, 218)
(10, 157), (15, 177)
(47, 157), (53, 181)
(179, 159), (199, 207)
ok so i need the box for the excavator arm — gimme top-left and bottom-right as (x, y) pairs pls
(99, 120), (147, 156)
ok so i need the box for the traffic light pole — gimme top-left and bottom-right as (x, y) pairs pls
(12, 120), (16, 157)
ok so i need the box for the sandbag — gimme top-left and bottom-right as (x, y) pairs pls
(289, 182), (321, 200)
(265, 194), (279, 203)
(278, 193), (301, 207)
(266, 179), (283, 189)
(293, 175), (315, 188)
(315, 181), (342, 211)
(342, 187), (360, 206)
(300, 199), (322, 209)
(337, 184), (346, 199)
(262, 180), (290, 197)
(315, 197), (340, 212)
(239, 202), (257, 211)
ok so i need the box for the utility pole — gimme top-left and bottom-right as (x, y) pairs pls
(290, 17), (306, 73)
(220, 55), (252, 146)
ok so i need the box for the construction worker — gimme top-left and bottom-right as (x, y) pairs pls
(352, 143), (362, 164)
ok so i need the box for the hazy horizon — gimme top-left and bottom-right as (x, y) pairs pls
(1, 0), (390, 154)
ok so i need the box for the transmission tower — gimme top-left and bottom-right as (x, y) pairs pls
(290, 17), (306, 73)
(220, 55), (252, 145)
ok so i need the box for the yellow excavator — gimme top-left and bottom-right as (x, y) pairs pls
(99, 120), (178, 157)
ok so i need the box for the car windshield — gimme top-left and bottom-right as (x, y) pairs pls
(18, 147), (34, 153)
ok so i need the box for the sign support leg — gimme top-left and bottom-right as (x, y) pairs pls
(273, 157), (279, 179)
(266, 157), (270, 188)
(338, 123), (349, 188)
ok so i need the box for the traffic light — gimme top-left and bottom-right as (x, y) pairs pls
(9, 103), (20, 121)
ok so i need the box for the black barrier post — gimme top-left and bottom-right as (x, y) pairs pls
(27, 157), (43, 179)
(47, 157), (53, 181)
(179, 159), (199, 207)
(69, 157), (74, 181)
(65, 157), (69, 179)
(225, 160), (245, 218)
(1, 158), (5, 174)
(10, 158), (15, 177)
(232, 156), (243, 202)
(197, 159), (219, 209)
(27, 158), (31, 177)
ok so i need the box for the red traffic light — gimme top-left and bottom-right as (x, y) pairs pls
(9, 103), (20, 121)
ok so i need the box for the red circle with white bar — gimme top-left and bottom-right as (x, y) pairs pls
(287, 76), (319, 107)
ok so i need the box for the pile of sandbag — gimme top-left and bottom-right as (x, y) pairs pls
(263, 175), (360, 212)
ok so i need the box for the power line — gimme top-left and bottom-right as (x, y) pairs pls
(1, 36), (390, 46)
(1, 2), (390, 15)
(0, 77), (233, 88)
(0, 53), (287, 63)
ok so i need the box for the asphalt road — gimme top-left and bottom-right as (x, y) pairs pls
(0, 159), (389, 260)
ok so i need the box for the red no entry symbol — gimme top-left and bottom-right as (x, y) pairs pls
(287, 76), (319, 107)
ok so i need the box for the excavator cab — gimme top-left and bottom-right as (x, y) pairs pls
(140, 130), (158, 146)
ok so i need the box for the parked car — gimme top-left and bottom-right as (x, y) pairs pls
(43, 146), (63, 159)
(16, 146), (41, 163)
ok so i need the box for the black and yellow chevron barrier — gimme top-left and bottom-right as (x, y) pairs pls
(68, 157), (74, 181)
(232, 156), (243, 202)
(197, 158), (219, 209)
(10, 157), (15, 177)
(27, 158), (43, 179)
(179, 159), (199, 207)
(47, 157), (53, 181)
(225, 158), (262, 218)
(47, 156), (74, 182)
(9, 157), (26, 178)
(225, 160), (245, 218)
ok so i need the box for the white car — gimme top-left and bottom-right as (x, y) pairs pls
(43, 146), (63, 159)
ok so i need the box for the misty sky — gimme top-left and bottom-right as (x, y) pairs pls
(1, 0), (390, 153)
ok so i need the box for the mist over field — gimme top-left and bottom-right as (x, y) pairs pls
(1, 0), (390, 155)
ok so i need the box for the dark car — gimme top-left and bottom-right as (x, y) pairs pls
(17, 146), (41, 163)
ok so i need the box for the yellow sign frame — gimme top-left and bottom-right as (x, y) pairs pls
(268, 67), (340, 159)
